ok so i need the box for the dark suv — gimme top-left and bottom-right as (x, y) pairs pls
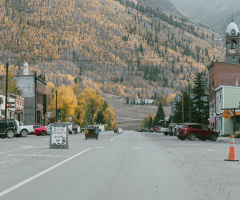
(0, 119), (17, 138)
(177, 123), (218, 141)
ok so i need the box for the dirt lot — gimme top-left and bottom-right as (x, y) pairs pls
(103, 94), (171, 130)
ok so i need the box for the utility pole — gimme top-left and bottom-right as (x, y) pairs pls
(5, 62), (8, 119)
(55, 90), (57, 122)
(182, 95), (184, 123)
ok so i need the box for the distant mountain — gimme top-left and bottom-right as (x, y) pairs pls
(170, 0), (240, 35)
(0, 0), (224, 101)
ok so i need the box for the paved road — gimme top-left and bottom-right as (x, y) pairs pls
(0, 131), (240, 200)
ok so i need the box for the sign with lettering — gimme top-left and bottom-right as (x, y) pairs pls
(49, 123), (69, 149)
(222, 110), (232, 119)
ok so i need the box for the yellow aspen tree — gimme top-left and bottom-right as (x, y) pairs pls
(103, 104), (117, 129)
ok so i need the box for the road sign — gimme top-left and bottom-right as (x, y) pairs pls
(222, 110), (232, 119)
(57, 109), (61, 119)
(49, 123), (69, 149)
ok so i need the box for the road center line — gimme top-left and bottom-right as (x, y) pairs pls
(0, 148), (92, 198)
(110, 135), (121, 142)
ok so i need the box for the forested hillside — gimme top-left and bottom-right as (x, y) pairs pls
(0, 0), (224, 101)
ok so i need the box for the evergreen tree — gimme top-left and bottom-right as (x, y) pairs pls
(153, 103), (165, 126)
(95, 111), (105, 124)
(191, 72), (209, 124)
(126, 97), (129, 104)
(149, 116), (153, 128)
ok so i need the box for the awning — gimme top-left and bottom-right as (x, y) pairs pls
(231, 112), (240, 116)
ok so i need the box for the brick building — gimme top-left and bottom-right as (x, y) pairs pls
(15, 62), (46, 125)
(208, 21), (240, 135)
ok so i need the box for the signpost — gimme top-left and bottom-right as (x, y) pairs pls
(49, 123), (69, 149)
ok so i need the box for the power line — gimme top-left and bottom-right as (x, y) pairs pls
(0, 57), (216, 64)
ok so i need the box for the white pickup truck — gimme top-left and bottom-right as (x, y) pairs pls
(15, 120), (35, 137)
(161, 127), (170, 136)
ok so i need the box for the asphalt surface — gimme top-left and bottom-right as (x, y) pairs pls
(0, 131), (240, 200)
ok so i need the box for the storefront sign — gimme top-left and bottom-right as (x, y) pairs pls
(49, 123), (69, 149)
(222, 110), (232, 119)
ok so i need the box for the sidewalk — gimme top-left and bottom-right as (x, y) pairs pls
(218, 136), (240, 144)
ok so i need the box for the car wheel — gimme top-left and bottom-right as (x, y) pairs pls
(210, 134), (217, 141)
(41, 131), (47, 136)
(1, 135), (6, 139)
(169, 133), (173, 136)
(164, 133), (168, 136)
(202, 138), (206, 141)
(189, 133), (196, 141)
(180, 137), (185, 140)
(20, 130), (28, 137)
(6, 130), (15, 138)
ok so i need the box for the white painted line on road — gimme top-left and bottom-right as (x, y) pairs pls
(132, 147), (141, 150)
(110, 135), (121, 142)
(0, 161), (8, 164)
(95, 147), (106, 149)
(0, 148), (92, 197)
(207, 149), (216, 152)
(0, 147), (34, 155)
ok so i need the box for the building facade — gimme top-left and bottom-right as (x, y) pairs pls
(15, 62), (46, 125)
(208, 21), (240, 135)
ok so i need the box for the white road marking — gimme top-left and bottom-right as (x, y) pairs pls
(0, 147), (33, 155)
(110, 135), (121, 141)
(132, 147), (141, 150)
(95, 147), (106, 149)
(0, 148), (92, 197)
(207, 149), (216, 152)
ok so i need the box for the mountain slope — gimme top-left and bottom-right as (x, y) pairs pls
(0, 0), (224, 101)
(170, 0), (240, 34)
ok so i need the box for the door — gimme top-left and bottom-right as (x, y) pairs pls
(200, 125), (210, 139)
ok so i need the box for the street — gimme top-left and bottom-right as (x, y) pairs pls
(0, 131), (240, 200)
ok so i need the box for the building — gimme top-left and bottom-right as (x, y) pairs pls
(208, 21), (240, 135)
(214, 86), (240, 135)
(15, 62), (46, 125)
(0, 93), (24, 123)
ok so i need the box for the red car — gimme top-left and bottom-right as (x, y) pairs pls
(177, 123), (218, 141)
(30, 125), (48, 136)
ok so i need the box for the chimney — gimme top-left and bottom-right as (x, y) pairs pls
(23, 62), (28, 75)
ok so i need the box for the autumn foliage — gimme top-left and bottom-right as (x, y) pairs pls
(48, 83), (116, 129)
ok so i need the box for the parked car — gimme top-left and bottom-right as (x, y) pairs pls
(0, 119), (18, 138)
(31, 125), (48, 136)
(153, 126), (161, 132)
(176, 123), (219, 141)
(148, 127), (154, 132)
(15, 121), (35, 137)
(161, 127), (170, 135)
(168, 123), (176, 136)
(72, 124), (81, 134)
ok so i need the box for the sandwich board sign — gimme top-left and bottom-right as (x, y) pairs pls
(49, 123), (69, 149)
